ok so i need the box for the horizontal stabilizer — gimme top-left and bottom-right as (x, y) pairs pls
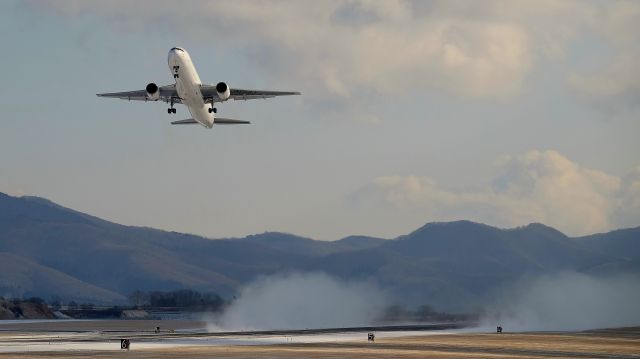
(171, 119), (199, 125)
(171, 118), (250, 125)
(215, 118), (250, 125)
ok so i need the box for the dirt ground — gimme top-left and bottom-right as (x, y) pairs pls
(0, 327), (638, 358)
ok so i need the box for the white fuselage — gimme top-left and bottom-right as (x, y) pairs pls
(167, 48), (214, 128)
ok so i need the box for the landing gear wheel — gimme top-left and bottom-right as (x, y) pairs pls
(168, 108), (172, 114)
(172, 108), (176, 114)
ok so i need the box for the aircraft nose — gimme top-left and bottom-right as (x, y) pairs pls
(168, 48), (182, 64)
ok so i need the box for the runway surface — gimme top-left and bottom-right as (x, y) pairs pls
(0, 320), (638, 358)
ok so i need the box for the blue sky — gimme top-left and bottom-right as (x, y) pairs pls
(1, 1), (638, 239)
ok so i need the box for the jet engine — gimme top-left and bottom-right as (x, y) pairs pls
(146, 83), (160, 101)
(216, 82), (231, 101)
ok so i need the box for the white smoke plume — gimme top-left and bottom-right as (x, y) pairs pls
(482, 272), (640, 331)
(208, 272), (388, 331)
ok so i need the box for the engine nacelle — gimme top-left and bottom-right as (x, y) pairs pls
(216, 82), (231, 101)
(146, 82), (160, 101)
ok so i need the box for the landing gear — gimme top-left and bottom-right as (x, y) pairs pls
(167, 108), (176, 114)
(208, 107), (217, 114)
(173, 65), (180, 79)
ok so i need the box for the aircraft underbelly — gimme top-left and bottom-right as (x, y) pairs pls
(171, 55), (213, 128)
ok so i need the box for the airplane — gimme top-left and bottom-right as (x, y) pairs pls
(97, 47), (300, 128)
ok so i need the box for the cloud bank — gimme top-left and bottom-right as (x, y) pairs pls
(353, 150), (639, 236)
(29, 0), (640, 112)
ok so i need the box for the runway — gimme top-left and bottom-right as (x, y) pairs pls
(0, 320), (638, 358)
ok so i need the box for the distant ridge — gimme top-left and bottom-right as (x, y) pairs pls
(0, 192), (638, 310)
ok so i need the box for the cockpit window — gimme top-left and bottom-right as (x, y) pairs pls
(171, 47), (184, 52)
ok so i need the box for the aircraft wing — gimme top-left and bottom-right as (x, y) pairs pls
(201, 86), (301, 104)
(96, 84), (180, 103)
(97, 84), (299, 104)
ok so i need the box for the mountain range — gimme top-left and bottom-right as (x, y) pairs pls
(0, 192), (638, 311)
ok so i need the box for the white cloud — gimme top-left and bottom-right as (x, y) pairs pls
(30, 0), (535, 100)
(353, 150), (638, 236)
(31, 0), (640, 112)
(569, 52), (640, 113)
(568, 1), (640, 112)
